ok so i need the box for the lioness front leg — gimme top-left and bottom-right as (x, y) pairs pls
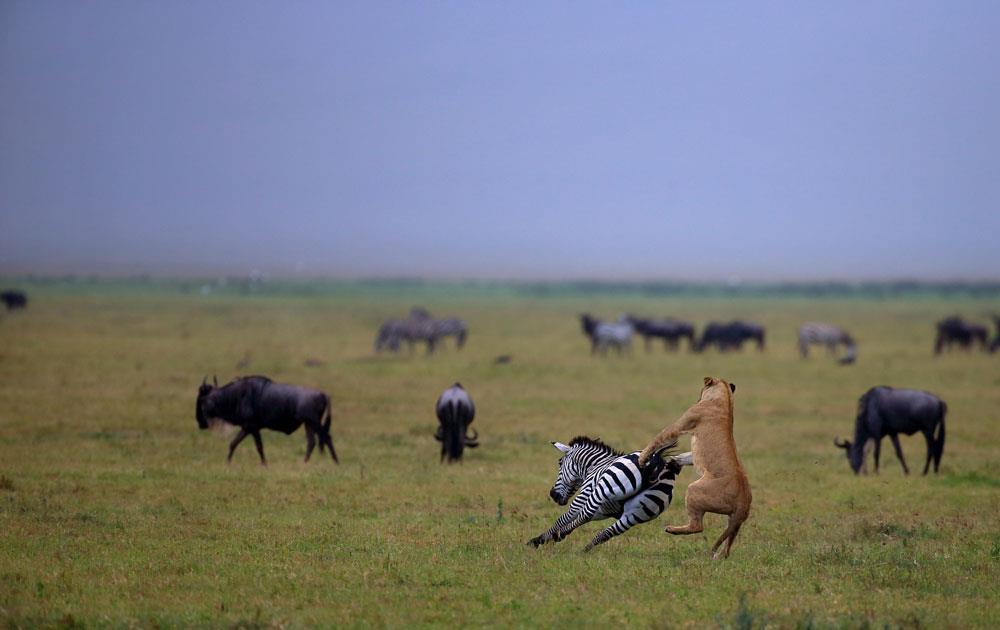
(638, 407), (700, 465)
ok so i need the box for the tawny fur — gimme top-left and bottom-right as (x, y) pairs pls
(638, 376), (752, 559)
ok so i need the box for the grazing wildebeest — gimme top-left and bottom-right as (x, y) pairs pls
(834, 386), (946, 475)
(798, 322), (857, 364)
(1, 290), (27, 311)
(695, 320), (765, 352)
(579, 314), (633, 355)
(528, 437), (692, 551)
(434, 382), (478, 463)
(624, 315), (696, 352)
(934, 316), (988, 354)
(195, 375), (337, 465)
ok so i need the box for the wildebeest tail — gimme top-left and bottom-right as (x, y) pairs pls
(321, 394), (332, 438)
(439, 400), (464, 463)
(934, 400), (946, 466)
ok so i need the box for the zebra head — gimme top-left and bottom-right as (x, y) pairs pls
(549, 441), (587, 505)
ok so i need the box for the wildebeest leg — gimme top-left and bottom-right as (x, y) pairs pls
(921, 430), (934, 475)
(888, 434), (909, 475)
(873, 439), (881, 473)
(251, 430), (267, 466)
(322, 432), (338, 463)
(227, 429), (249, 463)
(304, 425), (316, 462)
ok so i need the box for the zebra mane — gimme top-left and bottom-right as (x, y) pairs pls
(567, 436), (625, 456)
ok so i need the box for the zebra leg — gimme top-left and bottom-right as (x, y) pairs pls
(584, 513), (640, 552)
(528, 494), (596, 547)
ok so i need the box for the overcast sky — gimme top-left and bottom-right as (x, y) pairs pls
(1, 2), (998, 280)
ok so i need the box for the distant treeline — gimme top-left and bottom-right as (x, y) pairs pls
(3, 275), (1000, 299)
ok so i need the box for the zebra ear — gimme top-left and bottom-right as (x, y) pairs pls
(552, 441), (572, 454)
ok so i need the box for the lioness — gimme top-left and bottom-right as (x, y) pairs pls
(638, 376), (751, 559)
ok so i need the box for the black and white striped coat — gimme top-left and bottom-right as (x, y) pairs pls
(528, 436), (691, 551)
(798, 322), (856, 363)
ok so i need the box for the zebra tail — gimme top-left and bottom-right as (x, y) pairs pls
(672, 451), (694, 467)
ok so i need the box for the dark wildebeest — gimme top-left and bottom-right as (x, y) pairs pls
(434, 382), (478, 463)
(1, 290), (27, 311)
(990, 316), (1000, 354)
(798, 322), (857, 365)
(624, 315), (696, 352)
(195, 375), (337, 465)
(695, 320), (765, 352)
(834, 386), (946, 475)
(934, 316), (988, 354)
(579, 314), (633, 355)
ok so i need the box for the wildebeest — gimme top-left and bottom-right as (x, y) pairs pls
(1, 290), (27, 311)
(694, 320), (765, 352)
(991, 316), (1000, 354)
(579, 314), (633, 355)
(195, 375), (337, 465)
(434, 382), (478, 463)
(798, 322), (857, 364)
(934, 316), (988, 354)
(624, 315), (696, 352)
(834, 386), (946, 475)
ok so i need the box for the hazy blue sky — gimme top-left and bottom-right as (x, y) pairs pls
(1, 2), (998, 280)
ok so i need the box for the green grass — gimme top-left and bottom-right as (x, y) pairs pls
(0, 286), (998, 627)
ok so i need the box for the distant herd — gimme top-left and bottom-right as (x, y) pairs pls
(3, 288), (997, 557)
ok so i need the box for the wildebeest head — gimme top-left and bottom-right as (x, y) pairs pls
(195, 375), (219, 429)
(579, 314), (597, 338)
(548, 441), (586, 505)
(833, 437), (863, 473)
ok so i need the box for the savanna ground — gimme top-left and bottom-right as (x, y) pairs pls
(0, 280), (998, 628)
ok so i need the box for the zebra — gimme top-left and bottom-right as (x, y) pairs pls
(798, 322), (857, 364)
(528, 436), (692, 551)
(374, 311), (468, 354)
(430, 317), (468, 350)
(579, 314), (633, 355)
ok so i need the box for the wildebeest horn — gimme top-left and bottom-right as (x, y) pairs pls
(833, 437), (849, 448)
(213, 375), (218, 386)
(464, 428), (479, 447)
(201, 376), (207, 386)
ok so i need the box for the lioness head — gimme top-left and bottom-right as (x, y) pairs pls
(700, 376), (736, 405)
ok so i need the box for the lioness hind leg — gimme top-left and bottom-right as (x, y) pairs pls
(665, 503), (705, 535)
(668, 476), (736, 536)
(711, 519), (744, 560)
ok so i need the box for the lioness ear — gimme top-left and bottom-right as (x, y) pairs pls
(729, 383), (736, 393)
(552, 441), (572, 454)
(703, 376), (714, 386)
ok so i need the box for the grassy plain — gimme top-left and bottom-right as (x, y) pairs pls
(0, 281), (998, 628)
